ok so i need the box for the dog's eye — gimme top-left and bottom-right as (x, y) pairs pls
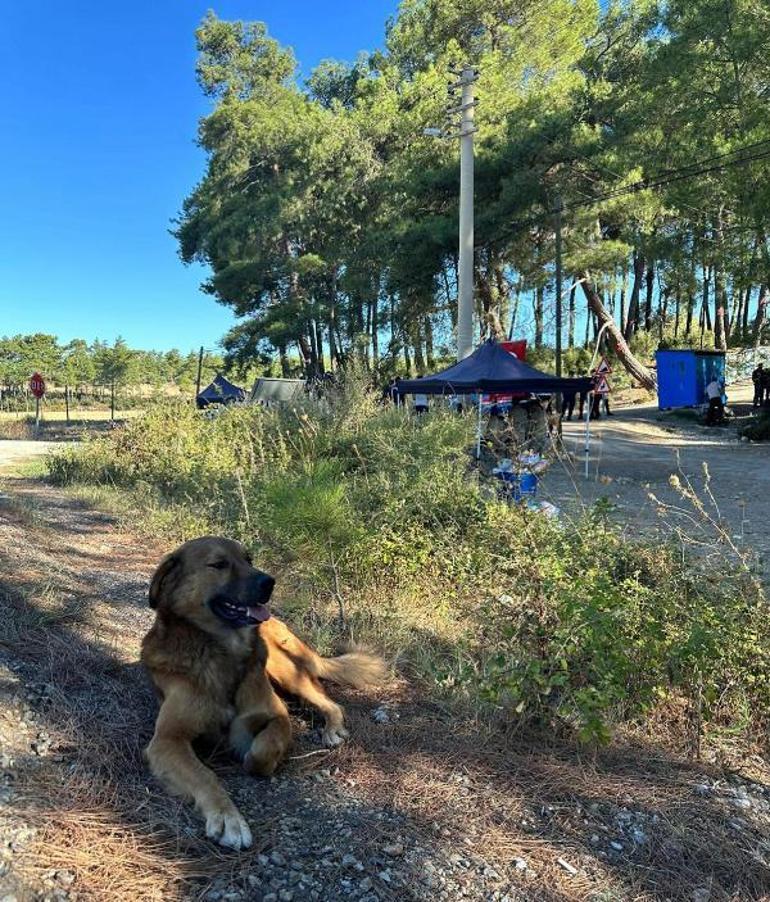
(208, 560), (228, 570)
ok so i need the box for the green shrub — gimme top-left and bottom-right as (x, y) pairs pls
(48, 376), (770, 746)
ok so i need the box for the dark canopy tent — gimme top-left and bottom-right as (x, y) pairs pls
(196, 374), (246, 408)
(397, 340), (593, 461)
(397, 340), (592, 395)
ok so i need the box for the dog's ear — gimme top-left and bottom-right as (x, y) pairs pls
(148, 553), (180, 609)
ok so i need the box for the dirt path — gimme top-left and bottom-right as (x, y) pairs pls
(0, 440), (61, 474)
(542, 383), (770, 572)
(2, 472), (770, 900)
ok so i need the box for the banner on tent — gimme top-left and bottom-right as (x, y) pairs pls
(483, 339), (528, 408)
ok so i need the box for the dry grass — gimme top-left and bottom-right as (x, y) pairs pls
(1, 477), (770, 900)
(0, 409), (140, 422)
(0, 409), (141, 441)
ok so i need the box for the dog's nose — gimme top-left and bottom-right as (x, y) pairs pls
(251, 572), (275, 600)
(258, 573), (275, 594)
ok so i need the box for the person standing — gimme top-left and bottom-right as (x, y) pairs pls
(578, 376), (589, 420)
(589, 371), (602, 419)
(752, 363), (764, 408)
(413, 392), (429, 414)
(561, 372), (577, 421)
(705, 376), (725, 425)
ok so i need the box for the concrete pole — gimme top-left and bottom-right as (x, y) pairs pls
(457, 68), (476, 361)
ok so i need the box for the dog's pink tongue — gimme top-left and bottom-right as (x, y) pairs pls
(248, 604), (271, 623)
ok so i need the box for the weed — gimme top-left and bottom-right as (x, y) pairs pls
(48, 376), (770, 746)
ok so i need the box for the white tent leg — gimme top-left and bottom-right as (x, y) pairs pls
(476, 394), (483, 459)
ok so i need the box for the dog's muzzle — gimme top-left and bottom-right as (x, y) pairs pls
(209, 572), (275, 629)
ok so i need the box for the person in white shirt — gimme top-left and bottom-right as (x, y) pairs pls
(705, 377), (724, 425)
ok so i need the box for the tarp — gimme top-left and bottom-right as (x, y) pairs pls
(397, 339), (592, 395)
(197, 373), (246, 407)
(250, 377), (305, 405)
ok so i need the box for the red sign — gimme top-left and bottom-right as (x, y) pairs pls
(29, 372), (46, 398)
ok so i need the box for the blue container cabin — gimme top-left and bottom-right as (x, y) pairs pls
(655, 350), (726, 410)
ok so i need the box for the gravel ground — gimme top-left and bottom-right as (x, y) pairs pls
(1, 471), (770, 900)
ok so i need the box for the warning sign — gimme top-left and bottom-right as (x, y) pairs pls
(593, 375), (611, 394)
(595, 356), (612, 376)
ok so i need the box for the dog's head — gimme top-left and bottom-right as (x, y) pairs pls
(148, 536), (275, 632)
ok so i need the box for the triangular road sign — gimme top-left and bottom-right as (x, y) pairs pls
(595, 356), (612, 375)
(593, 374), (611, 394)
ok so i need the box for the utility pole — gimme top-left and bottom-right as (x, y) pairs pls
(454, 67), (477, 361)
(195, 346), (204, 402)
(424, 66), (478, 361)
(554, 195), (563, 376)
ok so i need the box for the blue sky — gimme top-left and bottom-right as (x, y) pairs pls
(1, 1), (397, 353)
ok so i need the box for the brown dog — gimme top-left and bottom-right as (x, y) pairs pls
(141, 536), (385, 849)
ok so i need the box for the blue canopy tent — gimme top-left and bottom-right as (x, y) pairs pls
(196, 374), (246, 408)
(397, 339), (593, 460)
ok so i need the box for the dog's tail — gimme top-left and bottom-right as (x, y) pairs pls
(311, 649), (387, 688)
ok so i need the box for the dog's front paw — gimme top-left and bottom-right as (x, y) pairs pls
(205, 807), (252, 850)
(321, 725), (350, 747)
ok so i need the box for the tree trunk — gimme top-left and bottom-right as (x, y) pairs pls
(659, 286), (670, 342)
(742, 285), (752, 341)
(314, 319), (326, 373)
(508, 286), (520, 340)
(567, 282), (576, 349)
(731, 287), (742, 346)
(624, 253), (645, 342)
(308, 322), (320, 374)
(578, 272), (656, 389)
(754, 285), (768, 348)
(371, 292), (379, 365)
(674, 290), (681, 340)
(327, 318), (338, 372)
(278, 344), (289, 377)
(714, 270), (727, 351)
(619, 269), (628, 334)
(702, 264), (713, 333)
(424, 316), (435, 370)
(534, 286), (544, 348)
(413, 322), (425, 375)
(403, 343), (413, 376)
(644, 263), (654, 331)
(494, 263), (508, 333)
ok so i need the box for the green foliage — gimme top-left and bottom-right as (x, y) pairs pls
(49, 381), (770, 746)
(0, 333), (229, 399)
(175, 1), (770, 382)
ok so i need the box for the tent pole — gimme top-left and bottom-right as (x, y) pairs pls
(476, 394), (483, 459)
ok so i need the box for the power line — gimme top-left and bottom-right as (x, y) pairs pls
(494, 139), (770, 242)
(569, 145), (770, 208)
